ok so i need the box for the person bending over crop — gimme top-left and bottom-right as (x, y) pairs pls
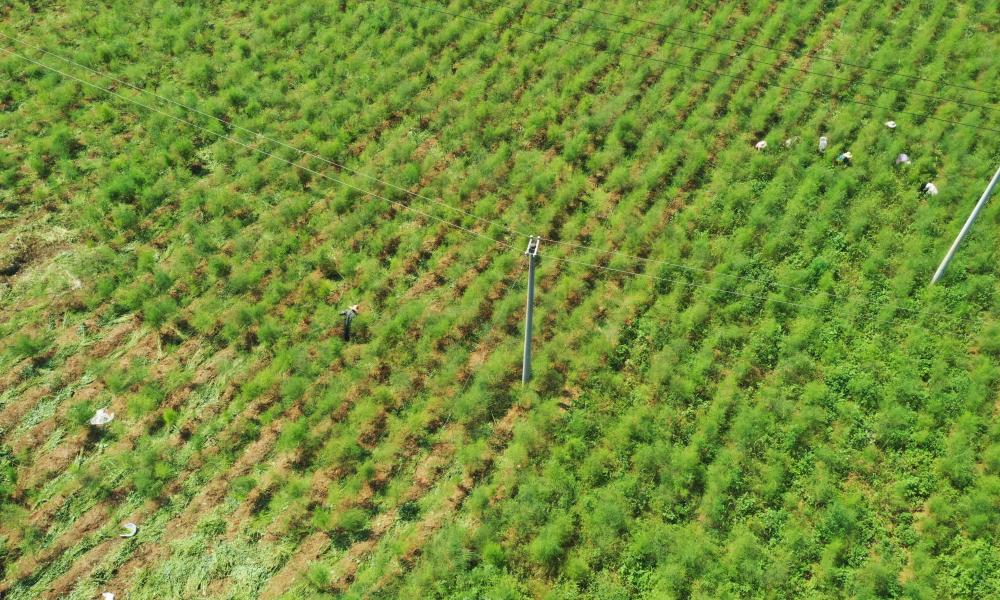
(340, 304), (360, 341)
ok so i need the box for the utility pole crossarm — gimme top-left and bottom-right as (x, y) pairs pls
(522, 236), (540, 385)
(931, 163), (1000, 285)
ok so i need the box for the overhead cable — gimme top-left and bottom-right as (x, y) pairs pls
(544, 0), (996, 96)
(390, 0), (1000, 135)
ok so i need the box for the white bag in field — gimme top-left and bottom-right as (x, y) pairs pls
(90, 408), (115, 426)
(120, 522), (138, 538)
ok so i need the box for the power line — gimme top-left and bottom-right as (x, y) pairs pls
(0, 46), (519, 254)
(0, 32), (854, 303)
(543, 251), (824, 309)
(0, 41), (963, 326)
(0, 31), (531, 246)
(448, 261), (526, 424)
(537, 237), (825, 296)
(553, 240), (972, 337)
(495, 0), (999, 115)
(389, 0), (1000, 135)
(543, 0), (995, 96)
(0, 44), (871, 323)
(536, 251), (965, 328)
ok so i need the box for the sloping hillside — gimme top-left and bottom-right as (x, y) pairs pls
(1, 1), (999, 598)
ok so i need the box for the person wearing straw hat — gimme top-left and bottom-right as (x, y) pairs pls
(340, 304), (360, 341)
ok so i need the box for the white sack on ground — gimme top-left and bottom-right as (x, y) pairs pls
(90, 408), (115, 426)
(120, 522), (138, 538)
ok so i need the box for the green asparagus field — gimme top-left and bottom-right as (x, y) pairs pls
(2, 1), (999, 598)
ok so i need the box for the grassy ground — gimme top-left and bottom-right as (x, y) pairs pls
(1, 1), (999, 598)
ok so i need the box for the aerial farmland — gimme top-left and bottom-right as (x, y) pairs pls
(1, 1), (999, 598)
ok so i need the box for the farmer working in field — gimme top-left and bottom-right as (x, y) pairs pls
(340, 304), (360, 341)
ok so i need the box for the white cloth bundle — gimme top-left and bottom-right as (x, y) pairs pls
(90, 408), (115, 426)
(120, 522), (138, 538)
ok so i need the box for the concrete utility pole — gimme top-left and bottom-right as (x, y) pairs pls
(931, 164), (1000, 285)
(522, 236), (540, 385)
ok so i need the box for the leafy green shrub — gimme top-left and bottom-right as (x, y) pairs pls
(612, 115), (641, 156)
(277, 416), (309, 452)
(330, 507), (370, 548)
(131, 446), (176, 499)
(0, 445), (17, 502)
(398, 500), (420, 522)
(529, 513), (575, 570)
(983, 444), (1000, 475)
(196, 516), (227, 537)
(306, 562), (332, 590)
(111, 203), (140, 233)
(142, 295), (178, 328)
(258, 317), (281, 346)
(481, 541), (506, 568)
(938, 425), (977, 490)
(162, 407), (179, 429)
(227, 264), (266, 294)
(67, 400), (97, 427)
(0, 536), (9, 579)
(125, 391), (161, 417)
(979, 323), (1000, 356)
(9, 333), (49, 361)
(104, 361), (149, 394)
(400, 162), (420, 186)
(209, 255), (232, 278)
(230, 476), (257, 500)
